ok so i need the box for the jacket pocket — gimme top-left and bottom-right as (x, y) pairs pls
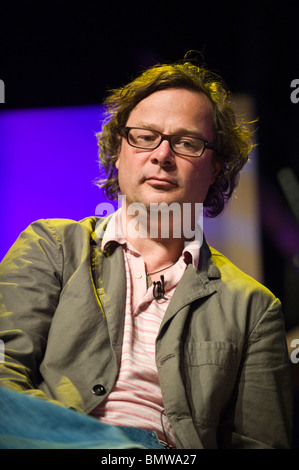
(184, 340), (238, 368)
(183, 341), (238, 427)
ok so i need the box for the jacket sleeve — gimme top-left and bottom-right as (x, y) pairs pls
(0, 220), (64, 404)
(229, 298), (293, 448)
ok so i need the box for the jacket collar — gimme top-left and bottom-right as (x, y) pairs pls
(158, 238), (220, 329)
(90, 217), (126, 360)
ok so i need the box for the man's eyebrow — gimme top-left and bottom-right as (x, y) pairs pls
(131, 122), (205, 138)
(131, 121), (158, 130)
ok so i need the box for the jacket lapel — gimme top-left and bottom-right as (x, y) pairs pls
(91, 218), (126, 363)
(160, 238), (220, 330)
(155, 239), (221, 448)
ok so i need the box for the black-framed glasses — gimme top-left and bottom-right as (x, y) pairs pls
(121, 126), (217, 158)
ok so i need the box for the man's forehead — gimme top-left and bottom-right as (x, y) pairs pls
(127, 88), (213, 132)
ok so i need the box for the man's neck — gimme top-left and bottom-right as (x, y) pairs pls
(120, 204), (188, 275)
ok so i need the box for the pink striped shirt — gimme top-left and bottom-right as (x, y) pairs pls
(90, 209), (201, 447)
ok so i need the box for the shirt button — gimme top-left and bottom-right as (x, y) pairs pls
(92, 384), (106, 396)
(135, 272), (142, 279)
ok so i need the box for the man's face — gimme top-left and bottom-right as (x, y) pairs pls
(116, 88), (219, 210)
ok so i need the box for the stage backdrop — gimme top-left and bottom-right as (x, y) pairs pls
(0, 98), (262, 282)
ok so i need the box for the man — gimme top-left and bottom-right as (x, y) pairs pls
(0, 58), (293, 449)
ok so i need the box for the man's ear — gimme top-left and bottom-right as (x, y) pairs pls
(115, 134), (122, 170)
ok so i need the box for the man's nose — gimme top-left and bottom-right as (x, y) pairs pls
(149, 139), (176, 168)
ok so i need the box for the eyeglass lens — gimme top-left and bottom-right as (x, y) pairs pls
(128, 128), (205, 157)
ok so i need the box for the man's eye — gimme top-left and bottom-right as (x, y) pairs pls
(139, 134), (156, 142)
(182, 140), (193, 148)
(176, 138), (196, 148)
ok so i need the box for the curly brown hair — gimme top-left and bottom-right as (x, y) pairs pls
(96, 61), (255, 217)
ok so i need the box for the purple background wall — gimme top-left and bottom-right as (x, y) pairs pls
(0, 106), (110, 260)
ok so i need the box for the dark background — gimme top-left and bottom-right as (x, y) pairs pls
(1, 0), (299, 445)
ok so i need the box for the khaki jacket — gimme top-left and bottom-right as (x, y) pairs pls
(0, 217), (293, 448)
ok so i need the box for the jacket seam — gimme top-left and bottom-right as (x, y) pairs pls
(43, 219), (65, 286)
(247, 297), (280, 344)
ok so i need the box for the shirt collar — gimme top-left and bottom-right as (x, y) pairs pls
(101, 208), (126, 251)
(101, 208), (202, 269)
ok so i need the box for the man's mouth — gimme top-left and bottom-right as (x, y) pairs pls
(145, 177), (178, 189)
